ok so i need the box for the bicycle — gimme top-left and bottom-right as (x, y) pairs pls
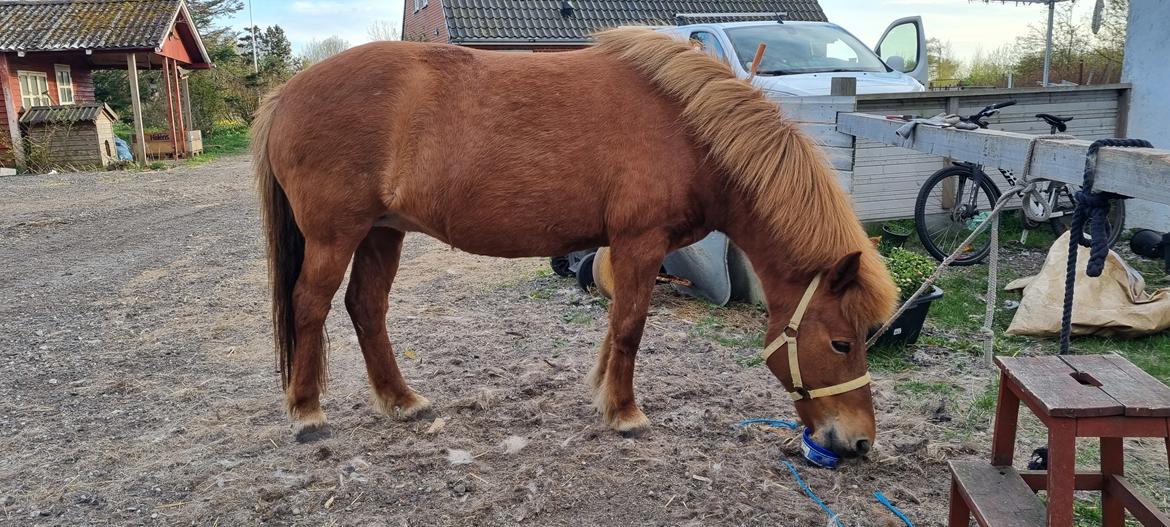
(912, 100), (1126, 265)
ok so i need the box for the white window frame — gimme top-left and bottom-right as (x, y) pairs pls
(422, 0), (428, 7)
(17, 70), (51, 108)
(54, 64), (75, 105)
(413, 0), (420, 12)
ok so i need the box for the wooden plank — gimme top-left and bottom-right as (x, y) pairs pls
(1018, 470), (1104, 491)
(991, 371), (1021, 466)
(838, 112), (1170, 205)
(775, 96), (856, 123)
(1108, 475), (1170, 527)
(1101, 437), (1125, 526)
(796, 123), (854, 148)
(1076, 416), (1169, 437)
(127, 53), (147, 164)
(830, 76), (857, 96)
(1061, 355), (1170, 417)
(995, 356), (1125, 417)
(949, 461), (1046, 527)
(1047, 419), (1078, 527)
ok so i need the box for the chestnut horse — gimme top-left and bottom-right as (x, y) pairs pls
(254, 28), (897, 455)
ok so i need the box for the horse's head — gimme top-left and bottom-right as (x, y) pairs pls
(762, 251), (879, 458)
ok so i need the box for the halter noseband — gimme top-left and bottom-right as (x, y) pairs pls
(759, 274), (872, 401)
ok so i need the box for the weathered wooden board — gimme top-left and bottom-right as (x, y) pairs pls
(838, 112), (1170, 205)
(1062, 354), (1170, 417)
(995, 356), (1125, 418)
(949, 461), (1047, 527)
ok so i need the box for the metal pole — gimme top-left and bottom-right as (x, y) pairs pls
(1043, 0), (1055, 86)
(249, 0), (258, 73)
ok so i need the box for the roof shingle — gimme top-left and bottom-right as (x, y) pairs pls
(18, 102), (119, 125)
(0, 0), (181, 52)
(442, 0), (828, 43)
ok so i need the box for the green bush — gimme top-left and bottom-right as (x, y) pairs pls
(884, 246), (937, 302)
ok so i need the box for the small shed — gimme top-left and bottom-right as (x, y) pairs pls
(19, 102), (118, 168)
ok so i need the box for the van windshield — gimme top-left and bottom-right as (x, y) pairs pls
(725, 24), (891, 75)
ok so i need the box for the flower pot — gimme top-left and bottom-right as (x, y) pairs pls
(868, 286), (944, 346)
(881, 224), (911, 249)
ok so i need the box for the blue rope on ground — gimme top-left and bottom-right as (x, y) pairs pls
(733, 418), (799, 429)
(874, 491), (914, 527)
(782, 460), (845, 527)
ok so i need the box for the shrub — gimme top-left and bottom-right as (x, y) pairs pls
(884, 246), (937, 302)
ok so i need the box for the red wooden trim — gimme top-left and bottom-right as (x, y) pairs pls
(992, 370), (1021, 465)
(1077, 416), (1170, 437)
(1101, 437), (1125, 526)
(1108, 474), (1170, 527)
(1047, 419), (1077, 527)
(1018, 470), (1104, 491)
(947, 478), (970, 527)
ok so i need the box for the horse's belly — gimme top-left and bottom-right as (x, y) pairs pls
(375, 209), (604, 258)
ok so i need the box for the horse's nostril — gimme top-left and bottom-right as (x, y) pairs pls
(855, 439), (871, 455)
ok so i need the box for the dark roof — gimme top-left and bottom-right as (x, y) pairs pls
(19, 103), (119, 125)
(442, 0), (828, 43)
(0, 0), (186, 52)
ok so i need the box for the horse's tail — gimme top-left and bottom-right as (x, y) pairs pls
(253, 84), (303, 390)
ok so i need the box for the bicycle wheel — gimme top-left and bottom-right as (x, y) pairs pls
(1047, 185), (1126, 247)
(914, 165), (1002, 265)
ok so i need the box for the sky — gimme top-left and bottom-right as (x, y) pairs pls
(224, 0), (1099, 62)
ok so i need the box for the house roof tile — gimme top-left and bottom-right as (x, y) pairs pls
(0, 0), (182, 53)
(19, 102), (119, 125)
(441, 0), (828, 43)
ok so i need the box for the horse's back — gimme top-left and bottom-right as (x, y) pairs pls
(267, 40), (714, 255)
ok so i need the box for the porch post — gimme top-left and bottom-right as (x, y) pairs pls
(127, 53), (147, 163)
(0, 54), (25, 166)
(181, 72), (193, 134)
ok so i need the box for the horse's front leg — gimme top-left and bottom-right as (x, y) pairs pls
(590, 236), (667, 433)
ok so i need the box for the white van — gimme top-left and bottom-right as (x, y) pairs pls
(656, 17), (928, 96)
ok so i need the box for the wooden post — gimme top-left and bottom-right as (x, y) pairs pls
(127, 53), (147, 163)
(181, 72), (193, 133)
(1100, 437), (1125, 526)
(0, 54), (25, 167)
(171, 60), (186, 157)
(162, 58), (179, 158)
(830, 77), (857, 96)
(1115, 86), (1131, 137)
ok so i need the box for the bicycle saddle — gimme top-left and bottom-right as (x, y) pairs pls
(1035, 113), (1074, 132)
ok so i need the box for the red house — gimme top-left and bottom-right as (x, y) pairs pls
(0, 0), (212, 167)
(402, 0), (827, 51)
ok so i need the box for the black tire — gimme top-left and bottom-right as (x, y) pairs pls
(576, 252), (596, 292)
(1048, 192), (1126, 248)
(549, 256), (573, 277)
(914, 165), (1002, 266)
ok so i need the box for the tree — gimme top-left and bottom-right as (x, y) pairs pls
(300, 36), (351, 67)
(187, 0), (244, 39)
(367, 20), (400, 41)
(926, 38), (962, 81)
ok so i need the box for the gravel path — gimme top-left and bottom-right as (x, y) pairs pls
(0, 156), (1031, 526)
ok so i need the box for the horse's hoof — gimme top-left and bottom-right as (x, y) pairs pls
(292, 410), (329, 443)
(610, 407), (651, 435)
(372, 390), (432, 420)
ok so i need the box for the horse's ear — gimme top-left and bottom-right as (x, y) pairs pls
(828, 251), (863, 294)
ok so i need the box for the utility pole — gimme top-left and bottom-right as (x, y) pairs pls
(1042, 0), (1055, 86)
(249, 0), (258, 73)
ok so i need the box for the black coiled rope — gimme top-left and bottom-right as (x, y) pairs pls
(1059, 138), (1154, 354)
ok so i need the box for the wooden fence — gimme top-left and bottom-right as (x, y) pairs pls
(774, 84), (1134, 221)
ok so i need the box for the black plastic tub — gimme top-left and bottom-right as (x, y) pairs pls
(868, 286), (944, 347)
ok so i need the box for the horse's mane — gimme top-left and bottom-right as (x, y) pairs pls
(593, 27), (897, 327)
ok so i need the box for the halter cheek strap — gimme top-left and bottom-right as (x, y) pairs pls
(760, 274), (872, 401)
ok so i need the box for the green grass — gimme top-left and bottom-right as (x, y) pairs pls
(111, 121), (250, 166)
(894, 380), (960, 397)
(561, 309), (595, 325)
(692, 314), (764, 348)
(867, 343), (916, 373)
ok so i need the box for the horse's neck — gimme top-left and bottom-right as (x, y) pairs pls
(720, 203), (809, 330)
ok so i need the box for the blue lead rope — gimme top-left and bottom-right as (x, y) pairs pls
(782, 461), (845, 527)
(734, 418), (799, 429)
(874, 491), (914, 527)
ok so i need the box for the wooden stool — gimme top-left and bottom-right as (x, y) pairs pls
(948, 354), (1170, 527)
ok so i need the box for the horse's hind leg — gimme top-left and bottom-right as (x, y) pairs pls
(287, 237), (361, 438)
(591, 236), (668, 433)
(345, 228), (431, 418)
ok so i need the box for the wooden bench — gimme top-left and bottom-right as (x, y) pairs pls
(948, 354), (1170, 527)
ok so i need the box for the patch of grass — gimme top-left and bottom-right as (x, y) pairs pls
(188, 124), (249, 165)
(894, 380), (959, 397)
(528, 283), (555, 300)
(561, 309), (594, 325)
(867, 343), (915, 373)
(692, 314), (764, 348)
(1070, 333), (1170, 384)
(736, 354), (765, 368)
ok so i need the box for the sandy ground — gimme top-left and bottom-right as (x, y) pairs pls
(0, 156), (1164, 526)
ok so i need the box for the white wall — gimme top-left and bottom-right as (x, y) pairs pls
(1121, 1), (1170, 231)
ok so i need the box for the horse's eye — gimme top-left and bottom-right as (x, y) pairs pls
(831, 341), (852, 354)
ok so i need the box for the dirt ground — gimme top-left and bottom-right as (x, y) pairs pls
(0, 156), (1164, 526)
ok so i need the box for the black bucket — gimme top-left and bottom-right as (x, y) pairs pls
(881, 224), (912, 249)
(868, 286), (944, 347)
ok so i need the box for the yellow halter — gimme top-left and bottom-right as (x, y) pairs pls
(760, 274), (872, 401)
